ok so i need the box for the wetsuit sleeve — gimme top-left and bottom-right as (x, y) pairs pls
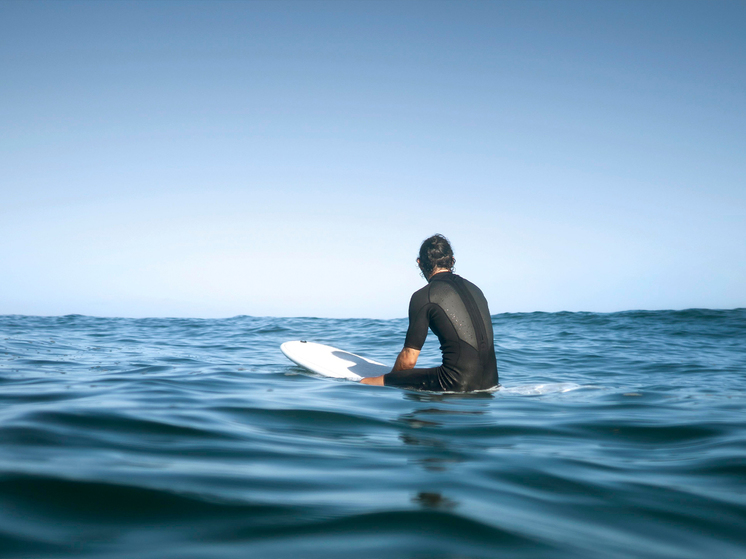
(403, 290), (429, 350)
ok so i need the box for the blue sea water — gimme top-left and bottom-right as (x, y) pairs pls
(1, 310), (745, 558)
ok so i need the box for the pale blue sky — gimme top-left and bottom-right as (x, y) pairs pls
(1, 1), (744, 318)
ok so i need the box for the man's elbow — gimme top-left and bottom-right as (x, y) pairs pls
(400, 347), (420, 369)
(402, 358), (418, 369)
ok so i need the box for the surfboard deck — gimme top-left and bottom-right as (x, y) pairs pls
(280, 341), (389, 381)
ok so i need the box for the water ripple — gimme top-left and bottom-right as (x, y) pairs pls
(0, 311), (745, 558)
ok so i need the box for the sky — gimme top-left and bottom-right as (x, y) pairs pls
(1, 0), (744, 318)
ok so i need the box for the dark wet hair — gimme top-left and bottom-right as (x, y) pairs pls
(418, 234), (454, 277)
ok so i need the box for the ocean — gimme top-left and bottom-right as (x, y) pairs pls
(1, 310), (745, 558)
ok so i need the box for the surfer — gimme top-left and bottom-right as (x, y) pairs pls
(361, 234), (498, 392)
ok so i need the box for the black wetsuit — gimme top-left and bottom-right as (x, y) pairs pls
(384, 272), (498, 392)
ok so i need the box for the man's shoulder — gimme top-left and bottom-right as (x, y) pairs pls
(452, 273), (483, 292)
(410, 282), (430, 299)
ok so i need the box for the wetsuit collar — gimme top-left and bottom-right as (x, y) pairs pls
(427, 270), (453, 283)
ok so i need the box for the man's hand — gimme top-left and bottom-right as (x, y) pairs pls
(359, 347), (420, 386)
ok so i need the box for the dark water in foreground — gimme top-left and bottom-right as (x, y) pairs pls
(1, 310), (745, 558)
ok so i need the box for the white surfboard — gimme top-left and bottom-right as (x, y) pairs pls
(280, 341), (592, 395)
(280, 341), (389, 381)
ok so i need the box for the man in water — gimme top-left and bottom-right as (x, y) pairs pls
(361, 234), (498, 392)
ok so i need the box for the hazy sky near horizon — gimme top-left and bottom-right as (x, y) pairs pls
(2, 0), (744, 318)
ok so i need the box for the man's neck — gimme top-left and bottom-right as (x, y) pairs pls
(427, 268), (451, 280)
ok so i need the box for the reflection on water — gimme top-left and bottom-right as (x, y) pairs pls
(396, 405), (487, 471)
(412, 491), (458, 510)
(404, 391), (495, 404)
(398, 417), (440, 429)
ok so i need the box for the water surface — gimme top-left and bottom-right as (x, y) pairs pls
(1, 310), (745, 558)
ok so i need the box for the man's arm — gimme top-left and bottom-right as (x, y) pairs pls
(360, 347), (420, 386)
(391, 347), (420, 371)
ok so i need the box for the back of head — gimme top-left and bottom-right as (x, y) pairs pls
(418, 234), (455, 277)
